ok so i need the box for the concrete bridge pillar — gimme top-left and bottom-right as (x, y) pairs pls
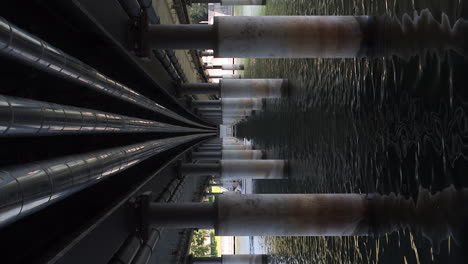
(180, 160), (287, 179)
(191, 255), (268, 264)
(136, 13), (467, 58)
(180, 79), (288, 98)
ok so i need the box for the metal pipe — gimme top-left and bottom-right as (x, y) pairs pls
(0, 133), (213, 228)
(140, 13), (467, 58)
(109, 236), (142, 264)
(0, 17), (208, 129)
(0, 95), (210, 136)
(131, 159), (192, 264)
(118, 0), (141, 19)
(130, 228), (160, 264)
(180, 83), (220, 96)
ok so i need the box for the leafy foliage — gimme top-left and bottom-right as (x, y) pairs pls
(190, 230), (210, 257)
(188, 3), (208, 24)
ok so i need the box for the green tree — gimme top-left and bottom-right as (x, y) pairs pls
(189, 4), (208, 24)
(210, 231), (218, 256)
(190, 230), (210, 257)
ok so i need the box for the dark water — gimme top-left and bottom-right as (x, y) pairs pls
(236, 0), (468, 263)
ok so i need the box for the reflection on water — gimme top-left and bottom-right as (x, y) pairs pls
(236, 0), (468, 263)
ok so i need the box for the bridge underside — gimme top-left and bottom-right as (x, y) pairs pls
(0, 0), (215, 263)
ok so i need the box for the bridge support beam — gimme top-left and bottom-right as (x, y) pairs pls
(136, 13), (467, 58)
